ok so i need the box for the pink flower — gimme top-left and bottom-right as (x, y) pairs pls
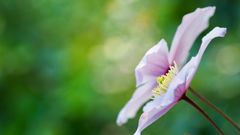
(116, 6), (227, 135)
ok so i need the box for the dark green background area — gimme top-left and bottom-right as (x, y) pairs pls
(0, 0), (239, 135)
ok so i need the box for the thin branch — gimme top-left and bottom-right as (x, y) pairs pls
(189, 87), (240, 132)
(182, 95), (224, 135)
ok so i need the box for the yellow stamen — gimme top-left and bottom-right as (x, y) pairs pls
(152, 62), (178, 99)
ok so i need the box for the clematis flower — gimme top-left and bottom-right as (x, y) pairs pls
(116, 6), (227, 135)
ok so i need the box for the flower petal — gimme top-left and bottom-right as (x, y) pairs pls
(169, 6), (215, 67)
(116, 81), (156, 126)
(196, 27), (227, 63)
(135, 39), (169, 87)
(134, 101), (177, 135)
(133, 74), (186, 135)
(133, 27), (227, 134)
(164, 27), (227, 104)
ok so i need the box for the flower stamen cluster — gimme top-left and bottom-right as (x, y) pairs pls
(152, 62), (178, 99)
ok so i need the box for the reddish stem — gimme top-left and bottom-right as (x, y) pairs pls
(182, 95), (224, 135)
(189, 87), (240, 132)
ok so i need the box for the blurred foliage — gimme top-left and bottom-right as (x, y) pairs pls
(0, 0), (239, 135)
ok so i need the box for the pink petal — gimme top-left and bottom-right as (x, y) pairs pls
(116, 81), (156, 126)
(135, 39), (169, 87)
(133, 75), (186, 135)
(164, 27), (227, 105)
(169, 6), (215, 67)
(195, 27), (227, 64)
(133, 27), (226, 134)
(134, 102), (177, 135)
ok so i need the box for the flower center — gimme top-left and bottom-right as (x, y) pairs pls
(152, 62), (179, 99)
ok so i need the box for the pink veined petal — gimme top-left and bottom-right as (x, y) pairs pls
(169, 6), (215, 67)
(164, 27), (227, 105)
(135, 39), (169, 87)
(116, 81), (156, 126)
(133, 27), (227, 135)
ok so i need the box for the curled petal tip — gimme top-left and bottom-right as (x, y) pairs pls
(215, 27), (227, 37)
(203, 27), (227, 41)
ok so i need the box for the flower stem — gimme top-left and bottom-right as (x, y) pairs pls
(189, 87), (240, 132)
(182, 95), (224, 135)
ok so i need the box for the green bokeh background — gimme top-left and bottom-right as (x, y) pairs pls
(0, 0), (239, 135)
